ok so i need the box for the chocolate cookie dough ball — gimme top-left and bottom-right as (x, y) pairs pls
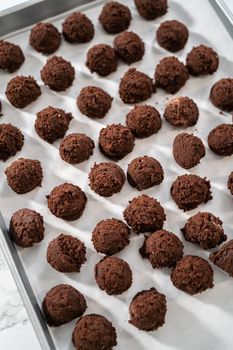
(140, 230), (183, 268)
(173, 133), (205, 169)
(124, 194), (166, 234)
(10, 209), (44, 248)
(0, 40), (24, 72)
(92, 218), (130, 255)
(47, 183), (87, 221)
(171, 255), (214, 295)
(86, 44), (118, 77)
(186, 45), (219, 76)
(43, 284), (87, 327)
(209, 240), (233, 277)
(114, 31), (144, 64)
(155, 56), (189, 94)
(5, 158), (43, 194)
(95, 256), (132, 295)
(119, 68), (155, 103)
(227, 172), (233, 195)
(99, 124), (134, 160)
(157, 20), (188, 52)
(208, 124), (233, 156)
(126, 104), (161, 138)
(60, 133), (94, 164)
(29, 22), (61, 54)
(127, 156), (164, 190)
(77, 86), (112, 119)
(0, 123), (24, 161)
(129, 288), (167, 331)
(164, 96), (199, 127)
(41, 56), (75, 91)
(35, 106), (72, 144)
(182, 212), (227, 250)
(62, 12), (94, 43)
(171, 174), (212, 211)
(134, 0), (168, 20)
(72, 314), (117, 350)
(47, 233), (86, 273)
(99, 1), (132, 34)
(6, 75), (41, 108)
(89, 162), (125, 197)
(210, 78), (233, 112)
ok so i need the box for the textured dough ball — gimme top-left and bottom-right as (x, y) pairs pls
(114, 31), (144, 64)
(186, 45), (219, 76)
(92, 218), (130, 255)
(5, 158), (43, 194)
(99, 1), (132, 34)
(41, 56), (75, 91)
(0, 123), (24, 161)
(29, 22), (61, 54)
(208, 123), (233, 156)
(0, 40), (24, 72)
(6, 75), (41, 108)
(209, 240), (233, 277)
(77, 86), (112, 119)
(10, 208), (44, 247)
(95, 256), (132, 295)
(164, 96), (199, 127)
(171, 255), (214, 295)
(134, 0), (168, 20)
(210, 78), (233, 112)
(227, 172), (233, 195)
(86, 44), (118, 76)
(62, 12), (94, 43)
(127, 156), (164, 190)
(47, 183), (87, 221)
(89, 162), (125, 197)
(157, 20), (188, 52)
(124, 194), (166, 234)
(47, 233), (86, 273)
(59, 133), (94, 164)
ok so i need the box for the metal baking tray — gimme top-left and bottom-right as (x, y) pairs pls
(0, 1), (232, 350)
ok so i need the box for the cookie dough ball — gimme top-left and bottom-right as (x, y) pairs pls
(227, 172), (233, 195)
(140, 230), (183, 268)
(59, 133), (94, 164)
(124, 194), (166, 234)
(72, 314), (117, 350)
(114, 31), (144, 64)
(5, 158), (43, 194)
(6, 75), (41, 109)
(126, 104), (161, 138)
(171, 174), (212, 211)
(43, 284), (87, 327)
(186, 45), (219, 76)
(62, 12), (94, 43)
(47, 233), (86, 273)
(210, 78), (233, 112)
(134, 0), (168, 20)
(155, 56), (189, 94)
(89, 162), (125, 197)
(127, 156), (164, 190)
(182, 212), (227, 250)
(9, 209), (44, 248)
(29, 22), (61, 54)
(0, 123), (24, 161)
(92, 218), (130, 255)
(173, 133), (205, 169)
(41, 56), (75, 91)
(47, 183), (87, 221)
(119, 68), (155, 103)
(35, 106), (72, 144)
(77, 86), (112, 119)
(209, 240), (233, 277)
(0, 40), (25, 72)
(86, 44), (118, 77)
(129, 288), (167, 331)
(95, 256), (132, 295)
(99, 1), (132, 34)
(171, 255), (214, 295)
(208, 124), (233, 156)
(164, 96), (199, 127)
(99, 124), (134, 160)
(157, 20), (188, 52)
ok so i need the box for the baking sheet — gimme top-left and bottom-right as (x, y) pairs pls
(0, 0), (233, 349)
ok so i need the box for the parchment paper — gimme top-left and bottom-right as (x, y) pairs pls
(0, 0), (233, 349)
